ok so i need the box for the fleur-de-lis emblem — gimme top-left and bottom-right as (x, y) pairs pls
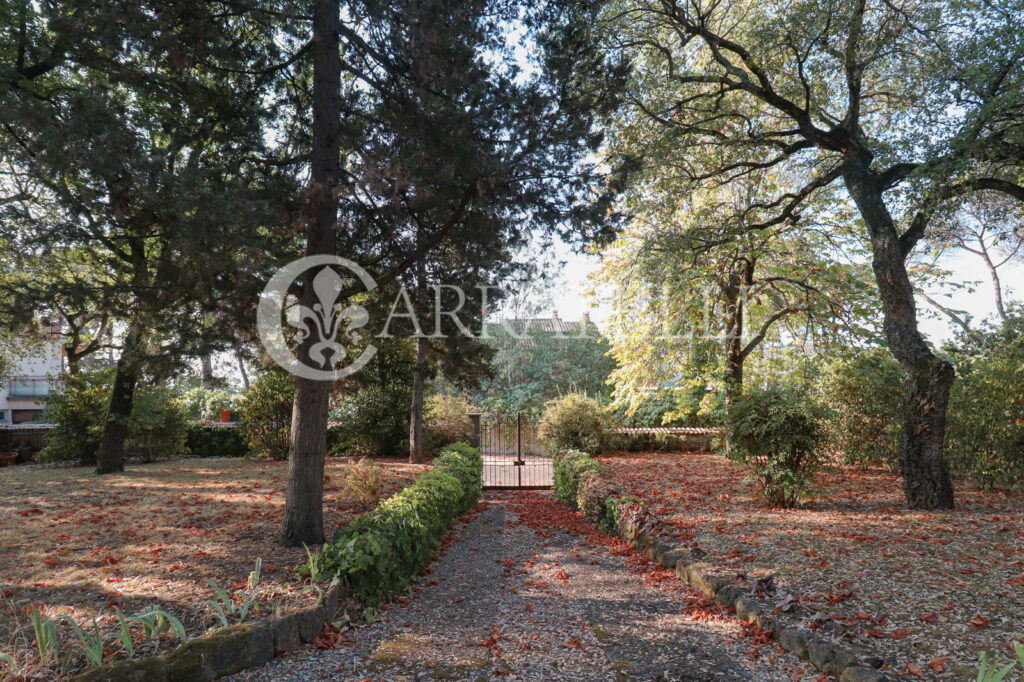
(289, 267), (369, 370)
(258, 256), (378, 381)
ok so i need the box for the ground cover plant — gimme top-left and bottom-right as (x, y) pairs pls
(0, 456), (423, 677)
(597, 451), (1024, 679)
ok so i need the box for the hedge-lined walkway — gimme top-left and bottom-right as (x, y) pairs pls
(233, 492), (820, 681)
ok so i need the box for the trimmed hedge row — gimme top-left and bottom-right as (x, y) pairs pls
(552, 449), (635, 534)
(311, 442), (483, 606)
(185, 424), (249, 458)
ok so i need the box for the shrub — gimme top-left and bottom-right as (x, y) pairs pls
(538, 393), (608, 453)
(185, 425), (248, 458)
(576, 468), (620, 526)
(126, 387), (189, 461)
(311, 442), (482, 606)
(236, 369), (293, 460)
(724, 387), (826, 507)
(816, 348), (903, 468)
(945, 326), (1024, 488)
(342, 458), (386, 509)
(39, 370), (111, 464)
(181, 386), (237, 422)
(423, 394), (474, 455)
(552, 449), (604, 507)
(328, 386), (410, 458)
(40, 371), (188, 464)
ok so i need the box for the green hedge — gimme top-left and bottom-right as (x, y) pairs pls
(552, 448), (634, 533)
(185, 425), (249, 458)
(311, 442), (482, 606)
(552, 449), (604, 507)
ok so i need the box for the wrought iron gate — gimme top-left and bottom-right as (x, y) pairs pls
(476, 413), (552, 489)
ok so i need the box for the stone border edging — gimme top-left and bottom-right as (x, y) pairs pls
(613, 504), (895, 682)
(69, 585), (344, 682)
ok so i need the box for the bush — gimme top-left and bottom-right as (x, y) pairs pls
(552, 449), (604, 507)
(185, 425), (249, 458)
(40, 371), (188, 464)
(538, 393), (608, 454)
(945, 327), (1024, 488)
(126, 386), (189, 461)
(341, 458), (386, 509)
(423, 394), (474, 455)
(39, 370), (111, 464)
(236, 369), (293, 460)
(724, 387), (826, 507)
(328, 386), (410, 458)
(311, 442), (482, 606)
(816, 348), (903, 468)
(181, 386), (237, 422)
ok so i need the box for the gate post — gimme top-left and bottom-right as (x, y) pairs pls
(468, 412), (482, 448)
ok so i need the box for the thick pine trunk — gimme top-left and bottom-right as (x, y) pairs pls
(96, 326), (143, 474)
(845, 166), (955, 510)
(280, 0), (341, 547)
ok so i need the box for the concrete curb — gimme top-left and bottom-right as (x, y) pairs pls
(70, 585), (343, 682)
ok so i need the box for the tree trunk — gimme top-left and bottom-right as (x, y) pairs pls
(95, 326), (143, 474)
(409, 337), (427, 463)
(237, 352), (250, 390)
(201, 354), (215, 387)
(721, 258), (752, 405)
(409, 244), (428, 464)
(845, 166), (955, 510)
(280, 0), (341, 547)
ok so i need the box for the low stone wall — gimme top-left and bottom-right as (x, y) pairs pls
(70, 586), (344, 682)
(613, 504), (894, 682)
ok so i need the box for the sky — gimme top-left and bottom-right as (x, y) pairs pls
(544, 243), (1023, 347)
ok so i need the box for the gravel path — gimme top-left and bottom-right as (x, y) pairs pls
(232, 493), (810, 681)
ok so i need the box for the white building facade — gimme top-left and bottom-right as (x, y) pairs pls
(1, 341), (63, 424)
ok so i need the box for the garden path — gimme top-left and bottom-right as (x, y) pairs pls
(231, 492), (807, 681)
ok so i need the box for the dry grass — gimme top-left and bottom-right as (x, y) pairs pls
(597, 451), (1024, 680)
(0, 456), (424, 674)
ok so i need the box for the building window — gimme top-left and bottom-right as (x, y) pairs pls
(10, 409), (45, 424)
(7, 377), (51, 398)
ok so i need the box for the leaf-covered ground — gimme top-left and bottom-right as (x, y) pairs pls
(597, 452), (1024, 680)
(0, 456), (424, 675)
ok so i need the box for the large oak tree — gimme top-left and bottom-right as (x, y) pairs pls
(592, 0), (1024, 508)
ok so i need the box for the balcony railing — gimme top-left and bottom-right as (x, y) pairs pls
(7, 377), (52, 398)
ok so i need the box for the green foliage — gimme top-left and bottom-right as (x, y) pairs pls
(976, 642), (1024, 682)
(552, 449), (604, 507)
(39, 370), (111, 464)
(576, 469), (620, 525)
(181, 387), (237, 422)
(31, 607), (59, 666)
(199, 559), (262, 627)
(126, 386), (189, 461)
(423, 394), (475, 455)
(478, 322), (616, 414)
(40, 371), (188, 464)
(236, 370), (293, 460)
(127, 606), (186, 645)
(945, 316), (1024, 488)
(816, 348), (904, 468)
(538, 393), (609, 454)
(185, 425), (249, 458)
(329, 385), (411, 458)
(724, 388), (826, 507)
(311, 443), (482, 606)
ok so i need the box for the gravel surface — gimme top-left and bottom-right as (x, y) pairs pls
(232, 493), (815, 681)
